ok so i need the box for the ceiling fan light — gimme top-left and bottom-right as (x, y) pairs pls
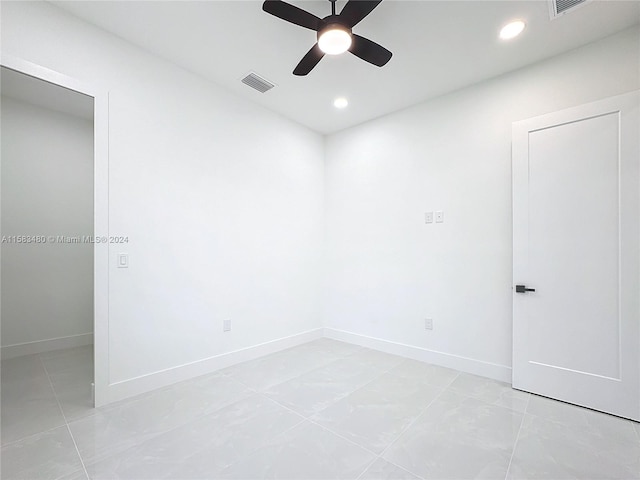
(318, 26), (352, 55)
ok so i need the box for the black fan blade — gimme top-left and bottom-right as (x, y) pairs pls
(293, 43), (325, 76)
(339, 0), (382, 27)
(349, 34), (392, 67)
(262, 0), (322, 31)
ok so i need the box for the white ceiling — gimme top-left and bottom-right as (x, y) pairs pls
(51, 0), (639, 134)
(1, 66), (94, 120)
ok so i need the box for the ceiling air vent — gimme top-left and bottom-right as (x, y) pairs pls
(549, 0), (590, 19)
(241, 72), (275, 93)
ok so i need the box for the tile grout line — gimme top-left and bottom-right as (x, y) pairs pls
(247, 355), (412, 478)
(225, 343), (394, 395)
(204, 414), (310, 477)
(258, 384), (382, 460)
(351, 373), (462, 480)
(322, 365), (461, 480)
(83, 349), (355, 471)
(354, 455), (380, 480)
(220, 342), (361, 386)
(261, 359), (408, 419)
(39, 355), (67, 423)
(1, 355), (69, 448)
(0, 422), (69, 449)
(63, 425), (91, 480)
(438, 371), (532, 416)
(255, 355), (401, 420)
(12, 341), (550, 480)
(269, 354), (456, 479)
(62, 357), (327, 479)
(306, 417), (382, 458)
(256, 387), (390, 460)
(383, 460), (427, 480)
(220, 373), (261, 394)
(39, 355), (91, 480)
(372, 372), (520, 480)
(375, 454), (428, 480)
(209, 393), (308, 475)
(256, 392), (312, 420)
(503, 392), (531, 480)
(369, 374), (462, 478)
(78, 390), (265, 476)
(228, 347), (405, 411)
(377, 371), (461, 461)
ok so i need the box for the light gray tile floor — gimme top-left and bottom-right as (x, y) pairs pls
(2, 339), (638, 480)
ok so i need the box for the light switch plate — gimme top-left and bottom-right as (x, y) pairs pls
(435, 211), (444, 223)
(117, 253), (128, 268)
(425, 212), (434, 224)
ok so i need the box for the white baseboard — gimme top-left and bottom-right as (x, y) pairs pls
(105, 328), (324, 404)
(93, 326), (511, 406)
(1, 333), (94, 359)
(324, 327), (512, 383)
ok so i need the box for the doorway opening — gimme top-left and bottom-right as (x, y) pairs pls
(0, 57), (109, 420)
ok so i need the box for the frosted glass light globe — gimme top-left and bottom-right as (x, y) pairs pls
(318, 28), (352, 55)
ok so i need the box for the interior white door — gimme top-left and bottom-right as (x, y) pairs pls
(512, 91), (640, 421)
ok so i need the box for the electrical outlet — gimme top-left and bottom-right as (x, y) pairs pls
(425, 318), (433, 330)
(223, 319), (231, 332)
(425, 212), (434, 224)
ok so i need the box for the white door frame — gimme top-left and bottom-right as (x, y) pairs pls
(0, 54), (110, 407)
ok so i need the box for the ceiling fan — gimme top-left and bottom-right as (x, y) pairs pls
(262, 0), (392, 76)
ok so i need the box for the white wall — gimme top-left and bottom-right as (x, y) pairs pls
(2, 1), (637, 399)
(1, 1), (324, 393)
(1, 96), (94, 355)
(324, 26), (640, 380)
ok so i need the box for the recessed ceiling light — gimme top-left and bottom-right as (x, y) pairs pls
(499, 20), (526, 40)
(333, 97), (348, 109)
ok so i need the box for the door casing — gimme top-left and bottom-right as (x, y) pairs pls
(0, 54), (110, 407)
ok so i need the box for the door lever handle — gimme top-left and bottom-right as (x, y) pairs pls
(515, 285), (536, 293)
